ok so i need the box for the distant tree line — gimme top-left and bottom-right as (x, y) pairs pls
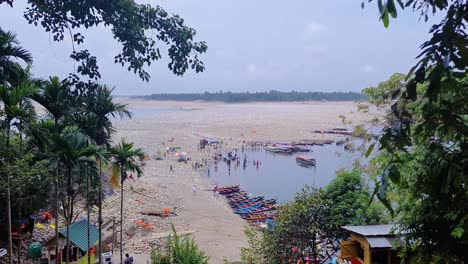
(142, 90), (366, 102)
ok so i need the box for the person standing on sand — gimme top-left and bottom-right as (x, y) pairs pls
(192, 185), (197, 196)
(170, 165), (174, 172)
(124, 253), (133, 264)
(213, 184), (218, 197)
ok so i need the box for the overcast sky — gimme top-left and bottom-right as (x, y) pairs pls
(0, 0), (440, 95)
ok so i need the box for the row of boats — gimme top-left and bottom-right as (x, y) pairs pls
(218, 185), (277, 222)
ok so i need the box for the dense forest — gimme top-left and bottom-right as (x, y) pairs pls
(142, 90), (366, 102)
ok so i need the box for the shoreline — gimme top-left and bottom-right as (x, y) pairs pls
(104, 99), (377, 263)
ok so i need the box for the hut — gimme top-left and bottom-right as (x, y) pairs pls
(43, 218), (99, 264)
(339, 224), (402, 264)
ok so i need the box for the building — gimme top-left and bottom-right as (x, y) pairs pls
(339, 224), (402, 264)
(44, 218), (99, 264)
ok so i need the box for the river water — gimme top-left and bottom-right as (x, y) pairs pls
(207, 144), (362, 203)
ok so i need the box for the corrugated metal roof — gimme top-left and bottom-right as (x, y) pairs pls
(366, 237), (394, 248)
(341, 224), (396, 236)
(60, 218), (100, 252)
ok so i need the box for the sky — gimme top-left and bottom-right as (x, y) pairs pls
(0, 0), (441, 95)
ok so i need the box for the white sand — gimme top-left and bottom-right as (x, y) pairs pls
(106, 99), (377, 263)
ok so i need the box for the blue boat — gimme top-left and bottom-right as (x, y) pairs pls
(234, 204), (261, 214)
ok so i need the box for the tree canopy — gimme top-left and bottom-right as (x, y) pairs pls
(0, 0), (208, 86)
(143, 90), (366, 102)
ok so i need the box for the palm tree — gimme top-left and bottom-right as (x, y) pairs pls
(108, 140), (145, 264)
(76, 84), (131, 263)
(32, 76), (72, 261)
(0, 79), (37, 264)
(48, 131), (103, 264)
(0, 28), (32, 83)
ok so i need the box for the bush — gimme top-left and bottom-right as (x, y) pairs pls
(149, 225), (209, 264)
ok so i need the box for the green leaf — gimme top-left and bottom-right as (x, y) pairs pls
(382, 9), (390, 28)
(365, 143), (375, 158)
(388, 166), (401, 184)
(451, 227), (464, 238)
(387, 0), (398, 18)
(377, 0), (384, 14)
(396, 0), (404, 9)
(377, 192), (394, 217)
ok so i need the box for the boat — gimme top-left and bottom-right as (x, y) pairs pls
(238, 204), (277, 214)
(264, 146), (279, 152)
(218, 185), (240, 191)
(228, 195), (254, 203)
(234, 204), (262, 214)
(219, 187), (240, 194)
(225, 191), (248, 199)
(296, 156), (316, 166)
(290, 146), (311, 152)
(241, 213), (275, 221)
(231, 199), (277, 210)
(276, 146), (292, 154)
(229, 196), (264, 206)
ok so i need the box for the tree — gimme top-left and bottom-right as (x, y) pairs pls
(265, 186), (332, 264)
(358, 1), (467, 261)
(0, 78), (37, 264)
(31, 76), (73, 262)
(108, 139), (145, 264)
(0, 0), (207, 85)
(0, 28), (32, 82)
(324, 169), (385, 239)
(47, 131), (102, 264)
(76, 84), (131, 263)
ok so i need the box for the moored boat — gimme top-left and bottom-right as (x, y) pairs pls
(231, 199), (277, 210)
(264, 145), (279, 152)
(228, 196), (264, 206)
(296, 155), (316, 166)
(241, 212), (275, 221)
(219, 186), (240, 194)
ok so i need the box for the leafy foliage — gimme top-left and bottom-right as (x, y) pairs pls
(264, 187), (332, 263)
(149, 225), (209, 264)
(325, 169), (385, 238)
(0, 27), (32, 82)
(358, 1), (467, 261)
(240, 225), (268, 264)
(0, 0), (207, 84)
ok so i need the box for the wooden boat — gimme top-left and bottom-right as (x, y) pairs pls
(231, 199), (277, 210)
(225, 191), (248, 199)
(228, 196), (254, 204)
(228, 196), (264, 206)
(277, 147), (292, 154)
(264, 146), (279, 152)
(140, 210), (174, 217)
(296, 156), (316, 166)
(219, 187), (240, 194)
(234, 204), (262, 214)
(241, 213), (275, 221)
(218, 185), (240, 191)
(241, 204), (278, 215)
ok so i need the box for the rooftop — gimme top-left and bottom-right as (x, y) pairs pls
(341, 224), (396, 237)
(60, 218), (100, 252)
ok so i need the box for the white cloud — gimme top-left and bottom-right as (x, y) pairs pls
(304, 22), (328, 37)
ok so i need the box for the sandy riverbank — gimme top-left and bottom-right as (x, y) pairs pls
(105, 99), (378, 263)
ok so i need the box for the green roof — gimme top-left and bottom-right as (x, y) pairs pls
(60, 218), (100, 252)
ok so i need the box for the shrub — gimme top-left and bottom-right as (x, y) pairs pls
(149, 225), (209, 264)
